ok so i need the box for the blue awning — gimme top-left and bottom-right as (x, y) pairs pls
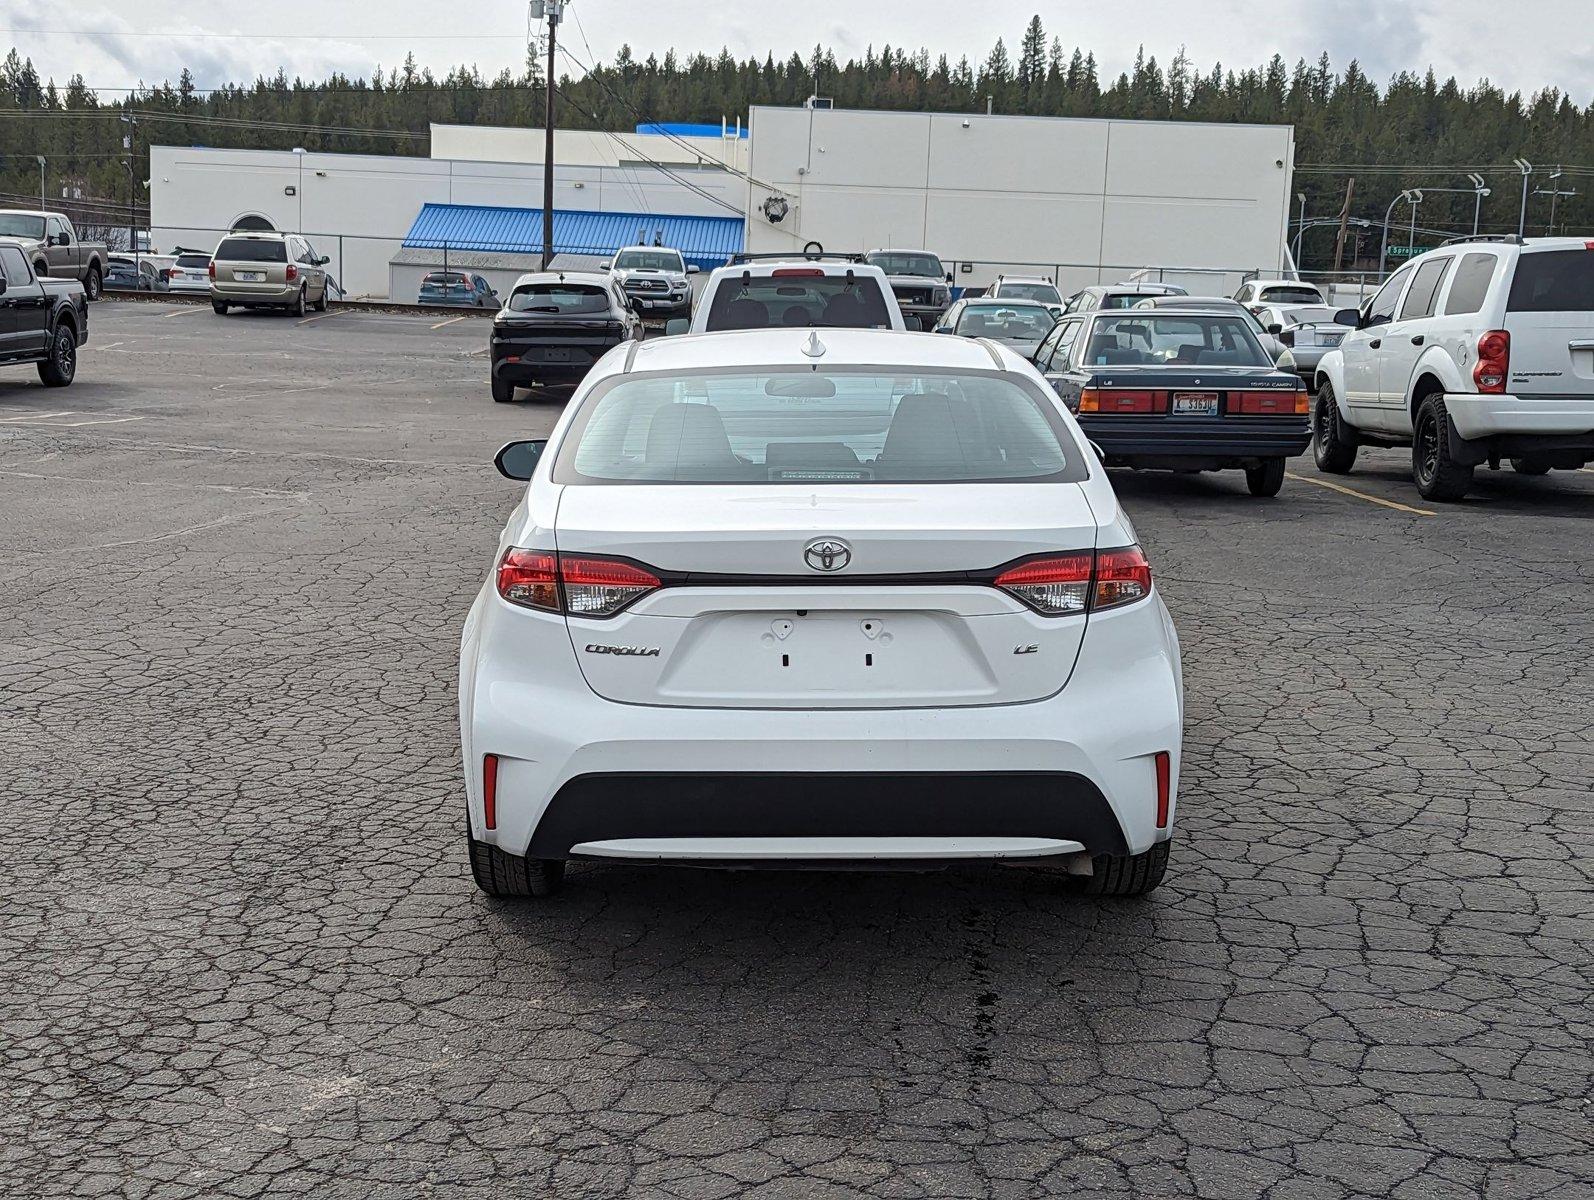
(401, 203), (743, 270)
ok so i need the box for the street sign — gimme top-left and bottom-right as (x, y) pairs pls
(1387, 245), (1434, 259)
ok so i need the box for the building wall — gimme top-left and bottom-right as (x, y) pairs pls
(743, 107), (1296, 295)
(149, 146), (743, 298)
(430, 123), (749, 173)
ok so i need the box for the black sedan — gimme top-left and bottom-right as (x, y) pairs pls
(1031, 309), (1311, 496)
(490, 272), (642, 403)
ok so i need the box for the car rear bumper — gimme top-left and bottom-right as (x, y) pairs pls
(461, 592), (1183, 861)
(210, 283), (298, 304)
(1445, 392), (1594, 439)
(1082, 414), (1312, 467)
(492, 342), (621, 382)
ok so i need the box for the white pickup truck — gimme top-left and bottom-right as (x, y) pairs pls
(1311, 237), (1594, 500)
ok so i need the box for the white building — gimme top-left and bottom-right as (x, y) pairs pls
(430, 121), (750, 173)
(742, 106), (1296, 294)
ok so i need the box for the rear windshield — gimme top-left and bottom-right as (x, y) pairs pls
(1085, 314), (1273, 368)
(997, 282), (1062, 303)
(613, 250), (684, 272)
(554, 369), (1086, 485)
(1100, 293), (1163, 310)
(955, 304), (1056, 341)
(508, 283), (610, 314)
(1507, 250), (1594, 312)
(868, 252), (944, 277)
(1259, 285), (1324, 304)
(1277, 305), (1339, 326)
(704, 275), (892, 331)
(216, 238), (286, 263)
(174, 254), (210, 269)
(423, 272), (468, 286)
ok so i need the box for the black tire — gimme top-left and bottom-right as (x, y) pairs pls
(468, 827), (565, 898)
(1510, 457), (1551, 476)
(313, 287), (328, 313)
(290, 287), (307, 318)
(1079, 840), (1171, 897)
(1313, 382), (1358, 473)
(491, 375), (517, 403)
(1412, 394), (1474, 502)
(83, 264), (103, 302)
(1245, 458), (1286, 497)
(37, 323), (77, 387)
(212, 300), (229, 315)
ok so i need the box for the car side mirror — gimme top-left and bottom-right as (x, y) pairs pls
(687, 264), (700, 275)
(1266, 323), (1283, 335)
(494, 439), (547, 481)
(1333, 308), (1360, 327)
(317, 256), (331, 266)
(663, 318), (690, 336)
(932, 325), (953, 334)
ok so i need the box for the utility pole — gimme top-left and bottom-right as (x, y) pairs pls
(1331, 177), (1354, 273)
(1292, 192), (1307, 266)
(1513, 159), (1532, 238)
(35, 155), (45, 210)
(120, 113), (139, 259)
(530, 0), (565, 270)
(1533, 169), (1576, 235)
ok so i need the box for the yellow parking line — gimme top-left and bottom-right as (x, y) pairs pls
(431, 314), (468, 329)
(1286, 472), (1436, 517)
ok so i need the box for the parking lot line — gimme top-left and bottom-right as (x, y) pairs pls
(430, 315), (468, 329)
(162, 306), (207, 319)
(1286, 472), (1436, 517)
(296, 312), (340, 326)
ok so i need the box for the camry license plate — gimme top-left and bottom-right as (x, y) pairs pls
(1172, 392), (1219, 416)
(235, 271), (265, 282)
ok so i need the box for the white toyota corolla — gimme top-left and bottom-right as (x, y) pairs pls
(459, 329), (1183, 898)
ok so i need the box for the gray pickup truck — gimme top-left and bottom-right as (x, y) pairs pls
(0, 237), (91, 386)
(0, 210), (108, 302)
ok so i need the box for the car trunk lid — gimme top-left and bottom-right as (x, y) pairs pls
(552, 483), (1099, 709)
(1504, 247), (1594, 395)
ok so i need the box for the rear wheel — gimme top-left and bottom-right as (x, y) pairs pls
(83, 264), (103, 302)
(1313, 382), (1358, 473)
(1510, 457), (1551, 475)
(1245, 457), (1286, 497)
(1412, 395), (1474, 502)
(36, 324), (76, 387)
(212, 300), (229, 315)
(312, 287), (328, 313)
(290, 287), (307, 317)
(491, 375), (517, 403)
(467, 826), (565, 898)
(1079, 840), (1171, 897)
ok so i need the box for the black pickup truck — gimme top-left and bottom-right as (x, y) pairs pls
(0, 237), (90, 387)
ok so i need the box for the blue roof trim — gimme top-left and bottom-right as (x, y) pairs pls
(401, 203), (743, 270)
(636, 121), (746, 139)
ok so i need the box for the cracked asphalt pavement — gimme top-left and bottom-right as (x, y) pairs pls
(2, 301), (1591, 1199)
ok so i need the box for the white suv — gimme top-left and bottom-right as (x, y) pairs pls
(677, 255), (906, 334)
(1312, 237), (1594, 500)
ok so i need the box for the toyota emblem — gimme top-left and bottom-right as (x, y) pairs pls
(803, 538), (852, 572)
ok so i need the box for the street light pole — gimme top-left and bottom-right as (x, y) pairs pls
(1466, 174), (1486, 235)
(531, 0), (565, 270)
(1379, 190), (1412, 276)
(1513, 159), (1532, 238)
(1292, 192), (1307, 266)
(1407, 189), (1422, 251)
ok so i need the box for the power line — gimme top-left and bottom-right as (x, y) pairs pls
(0, 28), (523, 40)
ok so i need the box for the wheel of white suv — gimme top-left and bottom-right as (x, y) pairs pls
(1313, 381), (1358, 474)
(1412, 394), (1474, 502)
(1077, 841), (1171, 897)
(1245, 458), (1286, 497)
(467, 823), (565, 898)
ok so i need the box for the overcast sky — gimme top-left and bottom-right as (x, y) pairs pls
(4, 0), (1591, 103)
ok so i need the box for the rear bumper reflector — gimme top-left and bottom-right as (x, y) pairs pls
(483, 754), (499, 829)
(1154, 751), (1171, 828)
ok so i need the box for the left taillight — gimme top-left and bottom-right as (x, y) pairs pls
(207, 261), (216, 280)
(495, 549), (660, 618)
(994, 546), (1153, 616)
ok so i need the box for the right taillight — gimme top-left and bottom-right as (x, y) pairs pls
(994, 546), (1152, 616)
(495, 549), (661, 618)
(1474, 329), (1509, 393)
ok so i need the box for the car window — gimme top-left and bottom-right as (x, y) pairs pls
(1279, 305), (1339, 326)
(954, 304), (1055, 341)
(0, 213), (46, 239)
(46, 216), (68, 242)
(508, 282), (611, 314)
(1398, 257), (1453, 321)
(174, 254), (210, 269)
(216, 238), (287, 263)
(1100, 293), (1161, 310)
(0, 245), (31, 283)
(1033, 323), (1065, 364)
(1507, 250), (1594, 313)
(613, 249), (685, 272)
(554, 369), (1087, 485)
(1048, 321), (1083, 370)
(1364, 267), (1412, 328)
(997, 282), (1062, 304)
(703, 274), (892, 331)
(1084, 314), (1273, 367)
(1259, 285), (1323, 305)
(1442, 253), (1499, 316)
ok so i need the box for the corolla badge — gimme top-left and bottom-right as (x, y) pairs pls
(803, 538), (852, 572)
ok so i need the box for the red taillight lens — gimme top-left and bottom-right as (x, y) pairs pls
(482, 753), (499, 830)
(558, 556), (661, 617)
(207, 261), (215, 279)
(496, 548), (560, 612)
(771, 268), (824, 277)
(285, 262), (299, 283)
(1230, 389), (1310, 415)
(495, 549), (660, 617)
(1474, 329), (1509, 393)
(994, 546), (1153, 616)
(994, 552), (1094, 614)
(1154, 751), (1171, 828)
(1095, 389), (1164, 414)
(1092, 546), (1153, 610)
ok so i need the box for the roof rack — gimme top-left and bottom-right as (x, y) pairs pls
(729, 243), (865, 265)
(1439, 234), (1524, 247)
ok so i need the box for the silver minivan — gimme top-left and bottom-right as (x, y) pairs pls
(210, 232), (330, 316)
